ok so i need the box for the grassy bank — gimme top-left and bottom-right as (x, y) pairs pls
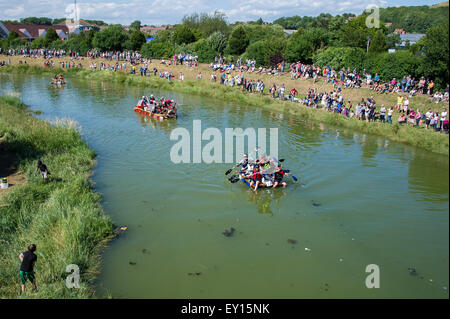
(0, 96), (114, 298)
(2, 64), (449, 155)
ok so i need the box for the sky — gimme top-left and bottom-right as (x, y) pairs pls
(0, 0), (444, 26)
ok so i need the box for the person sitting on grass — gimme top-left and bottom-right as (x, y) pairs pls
(398, 113), (407, 125)
(19, 244), (38, 294)
(35, 160), (50, 182)
(408, 109), (416, 126)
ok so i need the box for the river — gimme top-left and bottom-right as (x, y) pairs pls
(1, 72), (448, 298)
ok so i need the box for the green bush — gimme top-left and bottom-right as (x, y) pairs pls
(92, 25), (129, 51)
(314, 47), (366, 70)
(365, 50), (423, 81)
(141, 40), (174, 58)
(226, 25), (249, 55)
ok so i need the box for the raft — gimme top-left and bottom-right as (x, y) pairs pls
(239, 173), (273, 188)
(51, 80), (66, 85)
(134, 106), (177, 120)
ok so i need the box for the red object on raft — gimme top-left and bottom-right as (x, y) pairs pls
(134, 106), (167, 120)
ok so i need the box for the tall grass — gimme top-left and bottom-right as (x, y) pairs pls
(2, 65), (449, 155)
(0, 96), (114, 298)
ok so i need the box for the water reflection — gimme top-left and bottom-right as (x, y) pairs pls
(246, 187), (287, 215)
(135, 113), (178, 134)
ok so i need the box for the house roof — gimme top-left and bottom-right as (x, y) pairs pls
(0, 22), (68, 39)
(399, 33), (425, 43)
(54, 19), (94, 27)
(140, 25), (169, 35)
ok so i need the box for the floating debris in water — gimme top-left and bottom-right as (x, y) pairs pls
(119, 226), (128, 231)
(443, 287), (448, 291)
(311, 200), (321, 207)
(129, 261), (136, 265)
(142, 249), (149, 254)
(222, 227), (235, 237)
(287, 239), (297, 244)
(305, 248), (311, 252)
(236, 218), (240, 222)
(408, 267), (417, 275)
(339, 258), (343, 262)
(188, 272), (202, 276)
(321, 283), (330, 291)
(266, 243), (270, 246)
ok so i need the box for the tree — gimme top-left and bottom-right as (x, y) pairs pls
(31, 37), (47, 49)
(182, 11), (229, 37)
(285, 28), (328, 63)
(313, 47), (366, 71)
(20, 17), (52, 25)
(129, 30), (147, 51)
(130, 20), (141, 32)
(245, 40), (267, 66)
(337, 15), (387, 49)
(140, 39), (174, 58)
(173, 25), (196, 45)
(192, 38), (217, 62)
(369, 30), (388, 53)
(45, 28), (59, 43)
(208, 31), (227, 54)
(419, 21), (449, 89)
(6, 30), (19, 42)
(386, 33), (401, 48)
(92, 25), (129, 51)
(227, 25), (249, 55)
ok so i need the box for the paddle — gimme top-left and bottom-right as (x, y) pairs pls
(228, 175), (241, 183)
(273, 157), (297, 182)
(225, 167), (235, 175)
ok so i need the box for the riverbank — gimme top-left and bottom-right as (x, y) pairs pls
(1, 63), (449, 155)
(0, 96), (114, 298)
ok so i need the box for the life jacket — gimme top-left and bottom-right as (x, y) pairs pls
(274, 170), (285, 181)
(253, 169), (262, 181)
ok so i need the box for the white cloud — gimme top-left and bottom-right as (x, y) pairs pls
(0, 0), (399, 25)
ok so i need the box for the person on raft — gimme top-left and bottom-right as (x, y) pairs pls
(249, 165), (262, 191)
(272, 164), (289, 188)
(137, 96), (148, 110)
(236, 154), (249, 172)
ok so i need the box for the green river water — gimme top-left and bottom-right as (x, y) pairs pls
(1, 73), (448, 298)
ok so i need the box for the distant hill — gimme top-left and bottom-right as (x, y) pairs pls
(273, 4), (448, 34)
(430, 1), (449, 8)
(1, 17), (108, 27)
(380, 4), (449, 33)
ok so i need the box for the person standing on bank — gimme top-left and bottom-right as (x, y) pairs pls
(35, 160), (50, 182)
(19, 244), (38, 294)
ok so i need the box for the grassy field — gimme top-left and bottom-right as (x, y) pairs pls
(2, 55), (447, 112)
(0, 96), (114, 298)
(1, 57), (449, 155)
